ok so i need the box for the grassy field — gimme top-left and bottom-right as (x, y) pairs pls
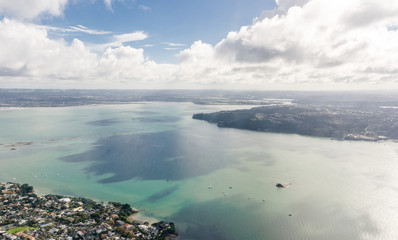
(7, 226), (37, 234)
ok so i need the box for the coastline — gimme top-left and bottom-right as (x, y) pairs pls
(0, 182), (178, 240)
(22, 184), (162, 224)
(192, 105), (398, 142)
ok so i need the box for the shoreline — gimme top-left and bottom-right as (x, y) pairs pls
(0, 182), (178, 240)
(29, 184), (162, 225)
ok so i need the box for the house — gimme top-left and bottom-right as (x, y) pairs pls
(15, 232), (35, 240)
(116, 220), (125, 226)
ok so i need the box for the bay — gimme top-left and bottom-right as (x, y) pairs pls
(1, 102), (398, 239)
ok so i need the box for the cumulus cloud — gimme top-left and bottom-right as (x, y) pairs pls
(0, 19), (96, 78)
(180, 0), (398, 88)
(275, 0), (308, 12)
(0, 0), (68, 19)
(2, 0), (398, 90)
(0, 18), (177, 88)
(178, 41), (215, 64)
(258, 0), (308, 19)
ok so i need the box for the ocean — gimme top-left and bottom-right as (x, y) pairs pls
(1, 102), (398, 239)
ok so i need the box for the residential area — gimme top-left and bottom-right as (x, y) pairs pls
(0, 183), (178, 240)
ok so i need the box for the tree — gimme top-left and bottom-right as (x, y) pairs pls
(19, 184), (34, 196)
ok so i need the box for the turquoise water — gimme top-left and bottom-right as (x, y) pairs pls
(1, 103), (398, 239)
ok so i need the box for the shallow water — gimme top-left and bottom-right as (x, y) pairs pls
(1, 103), (398, 239)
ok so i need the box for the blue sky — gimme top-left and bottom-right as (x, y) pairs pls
(43, 0), (276, 63)
(0, 0), (398, 89)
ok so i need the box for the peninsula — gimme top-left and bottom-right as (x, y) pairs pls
(193, 105), (398, 141)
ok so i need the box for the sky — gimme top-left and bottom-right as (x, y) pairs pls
(0, 0), (398, 90)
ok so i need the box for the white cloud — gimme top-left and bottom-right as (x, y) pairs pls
(104, 0), (113, 10)
(2, 0), (398, 90)
(112, 31), (148, 43)
(0, 18), (177, 89)
(258, 0), (307, 19)
(87, 31), (149, 51)
(42, 25), (112, 35)
(103, 0), (125, 12)
(162, 42), (186, 51)
(0, 18), (97, 79)
(181, 0), (398, 89)
(178, 41), (215, 64)
(138, 5), (151, 11)
(65, 25), (112, 35)
(275, 0), (308, 11)
(0, 0), (69, 19)
(162, 42), (186, 47)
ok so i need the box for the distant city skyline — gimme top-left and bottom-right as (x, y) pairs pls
(0, 0), (397, 90)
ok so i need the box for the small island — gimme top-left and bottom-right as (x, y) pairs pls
(0, 182), (178, 240)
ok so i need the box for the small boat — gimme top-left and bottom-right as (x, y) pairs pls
(276, 183), (290, 188)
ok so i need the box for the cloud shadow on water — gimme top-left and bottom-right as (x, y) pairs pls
(60, 130), (233, 183)
(144, 185), (179, 203)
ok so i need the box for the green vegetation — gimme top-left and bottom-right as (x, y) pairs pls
(110, 202), (137, 219)
(154, 222), (177, 240)
(7, 226), (37, 234)
(193, 105), (398, 140)
(19, 183), (34, 196)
